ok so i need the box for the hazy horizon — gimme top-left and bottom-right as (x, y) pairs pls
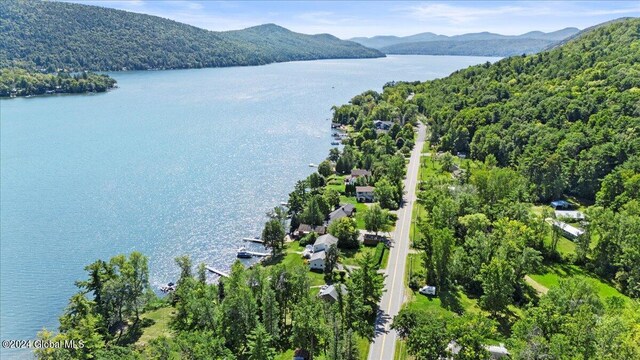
(63, 1), (640, 38)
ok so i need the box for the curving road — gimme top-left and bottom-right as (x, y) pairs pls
(368, 123), (425, 360)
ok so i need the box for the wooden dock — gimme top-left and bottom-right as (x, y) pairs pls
(242, 237), (265, 244)
(205, 266), (229, 277)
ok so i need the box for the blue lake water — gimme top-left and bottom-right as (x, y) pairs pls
(0, 55), (498, 358)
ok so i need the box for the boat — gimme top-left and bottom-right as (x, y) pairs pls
(237, 247), (252, 258)
(331, 141), (340, 145)
(309, 163), (317, 167)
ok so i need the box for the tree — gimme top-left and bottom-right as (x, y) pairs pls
(328, 217), (360, 249)
(329, 148), (341, 162)
(301, 196), (326, 226)
(308, 172), (326, 190)
(261, 284), (280, 342)
(325, 244), (339, 278)
(363, 204), (389, 235)
(318, 160), (333, 178)
(175, 255), (193, 284)
(291, 296), (323, 359)
(323, 188), (341, 210)
(374, 177), (399, 209)
(478, 258), (514, 316)
(246, 323), (276, 360)
(266, 205), (288, 229)
(262, 219), (285, 256)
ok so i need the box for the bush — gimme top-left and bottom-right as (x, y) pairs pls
(299, 232), (318, 247)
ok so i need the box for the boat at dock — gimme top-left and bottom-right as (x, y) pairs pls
(237, 247), (253, 258)
(331, 141), (340, 145)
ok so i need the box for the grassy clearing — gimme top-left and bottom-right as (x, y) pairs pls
(136, 306), (174, 346)
(529, 263), (629, 303)
(264, 250), (325, 286)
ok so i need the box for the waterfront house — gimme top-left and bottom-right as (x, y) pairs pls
(346, 169), (371, 185)
(318, 284), (348, 302)
(295, 224), (326, 238)
(309, 250), (326, 271)
(356, 186), (375, 203)
(313, 234), (339, 253)
(326, 204), (356, 225)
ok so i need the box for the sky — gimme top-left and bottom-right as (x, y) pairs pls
(67, 1), (640, 38)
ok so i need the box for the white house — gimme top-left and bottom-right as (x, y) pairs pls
(356, 186), (375, 203)
(313, 234), (339, 253)
(309, 251), (326, 271)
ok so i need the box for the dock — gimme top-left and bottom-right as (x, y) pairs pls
(242, 237), (265, 244)
(205, 266), (229, 277)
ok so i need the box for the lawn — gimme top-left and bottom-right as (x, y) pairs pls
(419, 155), (452, 182)
(264, 249), (325, 286)
(529, 263), (629, 303)
(136, 306), (174, 346)
(341, 244), (390, 269)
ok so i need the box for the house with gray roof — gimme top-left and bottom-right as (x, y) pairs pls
(313, 234), (339, 253)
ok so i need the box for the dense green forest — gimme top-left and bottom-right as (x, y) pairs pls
(0, 0), (383, 72)
(0, 68), (116, 97)
(380, 38), (558, 57)
(411, 17), (640, 203)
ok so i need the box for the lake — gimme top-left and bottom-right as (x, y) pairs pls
(0, 55), (498, 358)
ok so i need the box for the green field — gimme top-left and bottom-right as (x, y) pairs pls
(136, 306), (175, 346)
(529, 263), (629, 303)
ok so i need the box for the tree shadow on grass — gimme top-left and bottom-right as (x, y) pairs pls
(439, 289), (463, 314)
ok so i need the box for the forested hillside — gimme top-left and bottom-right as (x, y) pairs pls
(409, 17), (640, 203)
(351, 28), (580, 56)
(380, 38), (556, 57)
(0, 0), (383, 72)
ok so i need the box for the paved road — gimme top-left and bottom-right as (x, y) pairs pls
(368, 123), (425, 360)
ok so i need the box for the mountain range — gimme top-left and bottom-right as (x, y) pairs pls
(0, 0), (383, 72)
(350, 28), (580, 57)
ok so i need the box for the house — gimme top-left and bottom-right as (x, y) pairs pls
(550, 200), (572, 210)
(326, 204), (356, 225)
(373, 120), (393, 131)
(295, 224), (326, 238)
(309, 250), (326, 270)
(318, 284), (348, 302)
(555, 210), (586, 221)
(313, 234), (339, 253)
(346, 169), (371, 185)
(549, 219), (585, 240)
(356, 186), (375, 203)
